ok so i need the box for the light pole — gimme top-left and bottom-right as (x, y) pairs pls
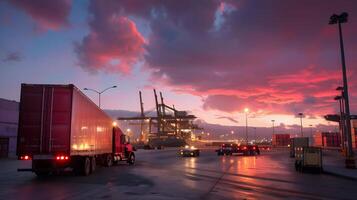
(298, 113), (303, 137)
(254, 127), (257, 144)
(244, 108), (249, 144)
(334, 94), (346, 150)
(309, 125), (313, 145)
(329, 12), (355, 168)
(83, 85), (117, 108)
(271, 120), (275, 136)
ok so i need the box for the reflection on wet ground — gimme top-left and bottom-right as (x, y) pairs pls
(1, 149), (357, 200)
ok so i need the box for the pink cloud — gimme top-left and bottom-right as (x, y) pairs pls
(9, 0), (71, 30)
(75, 1), (145, 74)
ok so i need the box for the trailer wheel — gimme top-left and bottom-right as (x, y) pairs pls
(90, 157), (96, 173)
(127, 153), (135, 165)
(105, 154), (113, 167)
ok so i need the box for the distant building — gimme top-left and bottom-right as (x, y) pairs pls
(0, 98), (19, 158)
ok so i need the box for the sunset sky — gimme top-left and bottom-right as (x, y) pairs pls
(1, 0), (357, 128)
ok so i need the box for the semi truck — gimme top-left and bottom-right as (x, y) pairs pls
(290, 137), (309, 157)
(17, 84), (135, 176)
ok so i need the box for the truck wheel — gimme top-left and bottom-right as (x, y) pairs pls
(91, 157), (96, 173)
(105, 154), (113, 167)
(127, 153), (135, 165)
(83, 157), (91, 176)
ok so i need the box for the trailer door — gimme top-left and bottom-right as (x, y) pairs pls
(18, 85), (72, 155)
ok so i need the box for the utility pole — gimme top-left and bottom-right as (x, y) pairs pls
(271, 120), (275, 136)
(244, 108), (249, 144)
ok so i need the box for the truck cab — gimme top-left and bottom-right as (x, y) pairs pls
(112, 126), (135, 165)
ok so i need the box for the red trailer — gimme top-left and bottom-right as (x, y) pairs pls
(17, 84), (135, 176)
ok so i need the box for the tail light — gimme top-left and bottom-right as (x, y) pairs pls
(243, 146), (247, 150)
(253, 147), (256, 150)
(56, 155), (69, 161)
(20, 155), (31, 160)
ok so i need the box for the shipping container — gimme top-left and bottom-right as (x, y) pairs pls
(295, 147), (322, 173)
(290, 137), (309, 157)
(351, 120), (357, 148)
(272, 134), (290, 147)
(312, 132), (341, 148)
(17, 84), (135, 176)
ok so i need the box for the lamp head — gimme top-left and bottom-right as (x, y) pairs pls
(334, 96), (342, 100)
(336, 86), (343, 91)
(329, 14), (339, 24)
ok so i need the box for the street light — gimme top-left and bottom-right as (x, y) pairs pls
(334, 95), (345, 150)
(309, 125), (313, 145)
(83, 85), (117, 108)
(298, 113), (304, 137)
(254, 127), (257, 144)
(244, 108), (249, 144)
(329, 12), (355, 168)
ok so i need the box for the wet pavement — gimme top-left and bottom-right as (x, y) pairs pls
(0, 148), (357, 200)
(322, 150), (357, 180)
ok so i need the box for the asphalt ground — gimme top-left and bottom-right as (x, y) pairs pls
(0, 148), (357, 200)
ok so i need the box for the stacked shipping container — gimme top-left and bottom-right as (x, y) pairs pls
(313, 132), (341, 147)
(352, 120), (357, 148)
(272, 134), (290, 147)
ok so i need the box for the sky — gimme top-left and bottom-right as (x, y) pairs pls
(0, 0), (357, 129)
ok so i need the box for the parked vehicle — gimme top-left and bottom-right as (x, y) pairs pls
(259, 145), (272, 151)
(180, 145), (200, 157)
(17, 84), (135, 176)
(290, 137), (309, 157)
(217, 143), (260, 156)
(295, 147), (322, 173)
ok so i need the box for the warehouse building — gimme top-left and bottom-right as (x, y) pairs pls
(0, 98), (19, 158)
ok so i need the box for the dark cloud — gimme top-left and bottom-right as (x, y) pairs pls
(2, 52), (22, 62)
(8, 0), (71, 30)
(76, 0), (357, 116)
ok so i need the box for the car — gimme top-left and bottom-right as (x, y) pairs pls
(216, 143), (260, 156)
(180, 145), (200, 157)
